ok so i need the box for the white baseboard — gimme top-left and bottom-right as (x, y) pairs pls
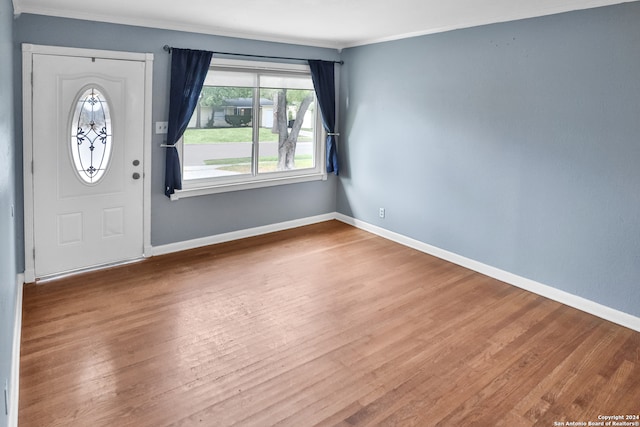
(12, 212), (637, 425)
(148, 211), (640, 332)
(151, 213), (337, 256)
(335, 213), (640, 333)
(9, 274), (24, 427)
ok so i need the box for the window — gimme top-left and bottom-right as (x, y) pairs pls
(175, 58), (325, 198)
(71, 87), (113, 184)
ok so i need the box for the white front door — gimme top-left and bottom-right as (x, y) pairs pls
(30, 52), (147, 278)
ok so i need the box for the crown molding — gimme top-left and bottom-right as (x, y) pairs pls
(13, 5), (345, 50)
(340, 0), (637, 48)
(12, 0), (635, 51)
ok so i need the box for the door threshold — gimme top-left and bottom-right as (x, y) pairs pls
(35, 258), (145, 284)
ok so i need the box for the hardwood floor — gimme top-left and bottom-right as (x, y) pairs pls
(19, 221), (640, 426)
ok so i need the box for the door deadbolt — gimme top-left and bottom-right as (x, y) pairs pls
(132, 160), (140, 166)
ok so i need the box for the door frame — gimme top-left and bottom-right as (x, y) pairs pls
(22, 44), (154, 283)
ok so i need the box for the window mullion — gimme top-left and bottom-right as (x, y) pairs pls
(251, 82), (260, 176)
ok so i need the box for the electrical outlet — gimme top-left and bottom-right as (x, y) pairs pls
(155, 121), (168, 134)
(379, 207), (385, 218)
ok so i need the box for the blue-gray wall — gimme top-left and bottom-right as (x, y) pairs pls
(10, 3), (640, 335)
(338, 3), (640, 317)
(0, 0), (16, 424)
(13, 14), (340, 268)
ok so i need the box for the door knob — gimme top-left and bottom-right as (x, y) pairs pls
(132, 172), (141, 180)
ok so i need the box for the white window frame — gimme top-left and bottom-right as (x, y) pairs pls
(171, 58), (326, 201)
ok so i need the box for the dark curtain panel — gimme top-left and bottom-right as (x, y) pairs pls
(308, 60), (339, 175)
(165, 48), (213, 197)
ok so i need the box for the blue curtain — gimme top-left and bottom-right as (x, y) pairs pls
(165, 48), (213, 197)
(308, 60), (339, 175)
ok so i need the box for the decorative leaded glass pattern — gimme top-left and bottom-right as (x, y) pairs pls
(71, 87), (112, 184)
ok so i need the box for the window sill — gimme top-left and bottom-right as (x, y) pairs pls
(170, 172), (327, 200)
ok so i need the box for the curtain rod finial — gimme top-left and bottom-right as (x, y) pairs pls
(163, 45), (172, 53)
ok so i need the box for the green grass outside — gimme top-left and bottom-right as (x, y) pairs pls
(204, 155), (314, 173)
(183, 127), (312, 144)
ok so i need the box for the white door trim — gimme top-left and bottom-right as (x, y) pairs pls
(22, 44), (154, 283)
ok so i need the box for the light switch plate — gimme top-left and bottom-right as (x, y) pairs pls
(155, 121), (168, 134)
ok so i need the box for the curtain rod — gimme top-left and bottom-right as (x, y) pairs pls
(162, 45), (343, 65)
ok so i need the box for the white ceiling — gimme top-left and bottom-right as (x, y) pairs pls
(12, 0), (637, 49)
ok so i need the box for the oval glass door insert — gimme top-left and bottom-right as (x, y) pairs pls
(71, 87), (113, 184)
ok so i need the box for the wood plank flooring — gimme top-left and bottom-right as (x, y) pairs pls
(19, 221), (640, 426)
